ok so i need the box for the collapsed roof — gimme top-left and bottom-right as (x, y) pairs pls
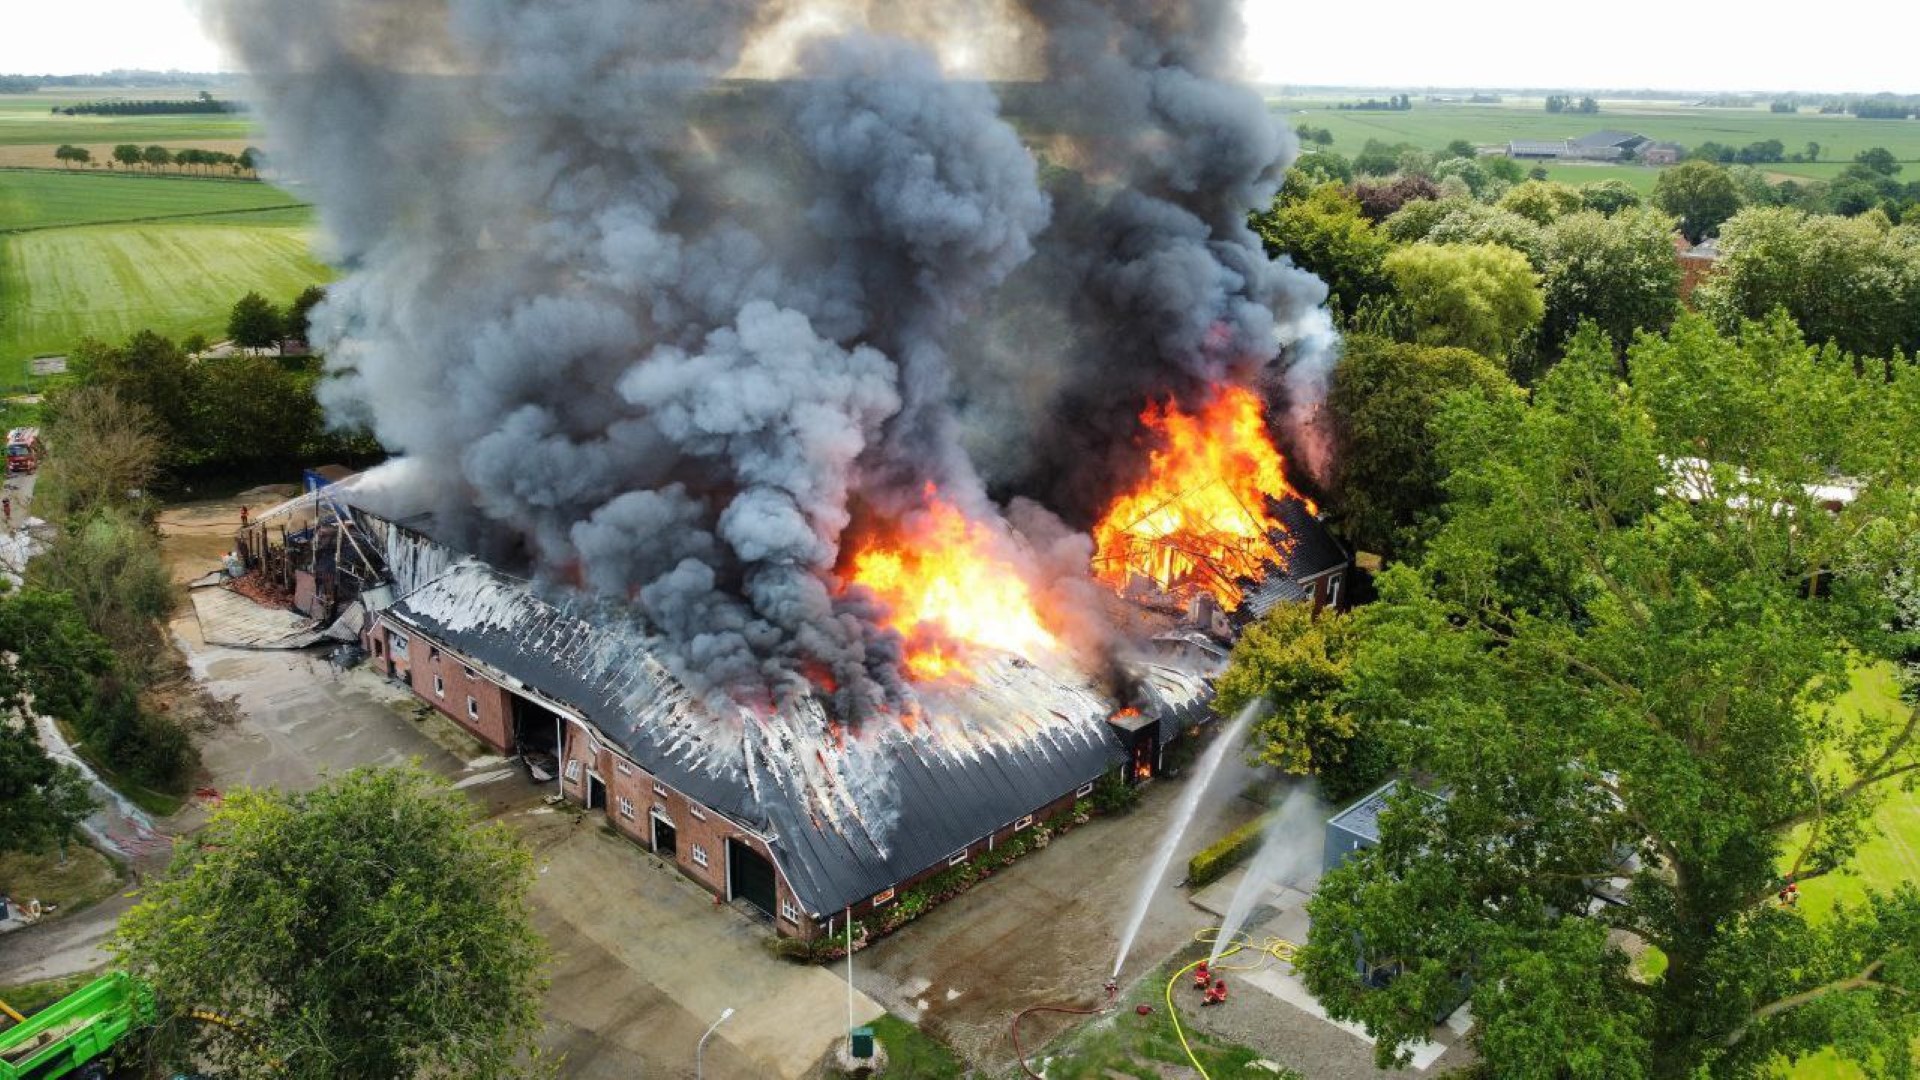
(383, 558), (1208, 915)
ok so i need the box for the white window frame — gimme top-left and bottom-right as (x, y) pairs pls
(947, 848), (969, 867)
(780, 897), (800, 924)
(389, 632), (409, 657)
(617, 796), (635, 820)
(466, 696), (479, 720)
(564, 759), (582, 782)
(1014, 814), (1035, 832)
(1076, 782), (1094, 798)
(432, 674), (445, 698)
(1327, 572), (1344, 608)
(428, 646), (441, 663)
(871, 887), (896, 907)
(690, 843), (709, 869)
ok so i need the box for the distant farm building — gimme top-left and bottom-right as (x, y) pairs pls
(1640, 141), (1685, 165)
(1507, 139), (1570, 160)
(1508, 130), (1655, 162)
(1568, 130), (1649, 160)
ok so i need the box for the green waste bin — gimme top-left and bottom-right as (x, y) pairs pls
(850, 1026), (875, 1059)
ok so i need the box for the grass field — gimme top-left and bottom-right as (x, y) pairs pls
(0, 92), (252, 147)
(1274, 97), (1920, 168)
(0, 223), (328, 367)
(0, 170), (327, 383)
(0, 170), (306, 231)
(1778, 662), (1919, 1080)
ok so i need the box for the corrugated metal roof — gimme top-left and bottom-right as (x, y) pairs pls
(1327, 779), (1447, 846)
(1570, 130), (1644, 148)
(1508, 140), (1569, 156)
(384, 560), (1147, 915)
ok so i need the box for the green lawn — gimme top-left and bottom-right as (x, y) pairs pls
(0, 170), (308, 231)
(1274, 97), (1920, 167)
(0, 222), (330, 378)
(1779, 662), (1919, 1080)
(1535, 162), (1665, 194)
(0, 92), (252, 147)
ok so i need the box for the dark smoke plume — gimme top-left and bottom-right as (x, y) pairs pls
(200, 0), (1331, 722)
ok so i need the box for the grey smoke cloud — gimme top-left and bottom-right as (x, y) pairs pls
(201, 0), (1332, 719)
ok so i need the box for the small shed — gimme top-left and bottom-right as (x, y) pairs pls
(1323, 779), (1445, 874)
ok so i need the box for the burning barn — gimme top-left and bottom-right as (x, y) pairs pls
(200, 0), (1354, 936)
(224, 464), (1343, 937)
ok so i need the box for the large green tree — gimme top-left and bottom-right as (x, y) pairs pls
(0, 589), (97, 857)
(1695, 206), (1920, 361)
(1297, 315), (1920, 1077)
(1654, 160), (1744, 242)
(113, 766), (549, 1079)
(1215, 603), (1389, 801)
(1253, 183), (1394, 321)
(1382, 242), (1544, 364)
(226, 290), (285, 349)
(1497, 180), (1585, 226)
(1325, 335), (1516, 557)
(1538, 207), (1683, 361)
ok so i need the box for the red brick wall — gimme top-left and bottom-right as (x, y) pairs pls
(559, 726), (815, 936)
(368, 621), (514, 753)
(1679, 256), (1719, 303)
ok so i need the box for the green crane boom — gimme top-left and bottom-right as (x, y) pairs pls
(0, 973), (154, 1080)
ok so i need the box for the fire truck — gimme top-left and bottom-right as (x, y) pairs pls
(5, 428), (42, 474)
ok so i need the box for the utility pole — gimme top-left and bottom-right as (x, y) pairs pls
(696, 1006), (734, 1080)
(845, 903), (854, 1037)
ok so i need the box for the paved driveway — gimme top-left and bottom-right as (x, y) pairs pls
(6, 597), (881, 1079)
(851, 765), (1265, 1072)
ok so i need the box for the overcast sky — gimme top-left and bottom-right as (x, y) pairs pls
(2, 0), (1914, 95)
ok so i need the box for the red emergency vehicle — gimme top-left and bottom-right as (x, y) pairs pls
(5, 427), (42, 474)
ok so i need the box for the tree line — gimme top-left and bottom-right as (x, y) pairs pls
(1338, 94), (1412, 111)
(1545, 94), (1599, 113)
(52, 93), (236, 116)
(73, 143), (264, 177)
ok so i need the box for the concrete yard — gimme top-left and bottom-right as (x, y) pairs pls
(1, 495), (886, 1080)
(851, 772), (1264, 1073)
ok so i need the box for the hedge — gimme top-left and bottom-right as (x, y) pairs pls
(1187, 813), (1270, 888)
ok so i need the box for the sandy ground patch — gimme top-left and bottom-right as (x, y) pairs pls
(0, 140), (255, 171)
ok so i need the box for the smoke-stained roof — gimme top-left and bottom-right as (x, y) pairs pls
(384, 559), (1135, 915)
(1238, 496), (1349, 620)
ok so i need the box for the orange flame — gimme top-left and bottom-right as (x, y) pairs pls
(1091, 386), (1309, 608)
(847, 493), (1059, 682)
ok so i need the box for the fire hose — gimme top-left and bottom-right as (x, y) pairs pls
(1010, 978), (1117, 1079)
(1166, 928), (1297, 1080)
(1009, 927), (1294, 1079)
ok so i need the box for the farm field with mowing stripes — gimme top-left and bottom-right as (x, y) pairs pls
(0, 223), (330, 377)
(0, 170), (326, 382)
(0, 169), (307, 231)
(1272, 97), (1920, 167)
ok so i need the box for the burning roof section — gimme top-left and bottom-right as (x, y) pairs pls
(1236, 496), (1350, 621)
(383, 559), (1150, 915)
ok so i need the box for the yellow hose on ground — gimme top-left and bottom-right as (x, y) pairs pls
(1164, 927), (1297, 1080)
